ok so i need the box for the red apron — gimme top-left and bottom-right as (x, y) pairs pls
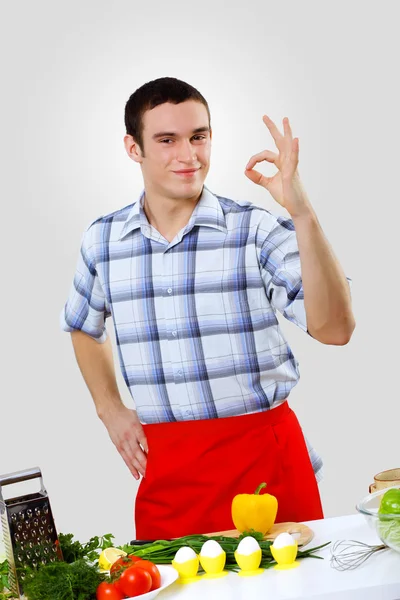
(135, 401), (323, 539)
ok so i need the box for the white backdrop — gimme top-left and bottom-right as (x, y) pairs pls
(1, 0), (399, 546)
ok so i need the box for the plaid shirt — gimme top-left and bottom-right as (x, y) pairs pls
(61, 186), (324, 480)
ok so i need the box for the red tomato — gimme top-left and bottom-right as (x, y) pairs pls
(110, 554), (141, 577)
(113, 577), (124, 596)
(96, 582), (124, 600)
(119, 566), (152, 597)
(133, 560), (161, 591)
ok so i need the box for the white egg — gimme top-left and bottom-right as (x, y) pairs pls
(174, 546), (198, 563)
(236, 536), (261, 556)
(200, 540), (224, 558)
(272, 533), (296, 549)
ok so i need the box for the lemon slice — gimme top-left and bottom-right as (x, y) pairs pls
(98, 547), (127, 571)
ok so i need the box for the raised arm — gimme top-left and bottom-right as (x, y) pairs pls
(246, 114), (355, 345)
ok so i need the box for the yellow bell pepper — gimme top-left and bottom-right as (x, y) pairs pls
(231, 482), (278, 535)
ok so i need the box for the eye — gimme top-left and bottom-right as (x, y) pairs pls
(160, 139), (173, 144)
(192, 135), (207, 141)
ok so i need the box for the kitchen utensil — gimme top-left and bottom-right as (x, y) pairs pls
(369, 468), (400, 493)
(206, 521), (314, 547)
(330, 539), (387, 571)
(0, 466), (62, 598)
(356, 484), (400, 553)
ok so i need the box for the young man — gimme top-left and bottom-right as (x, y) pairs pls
(61, 77), (354, 539)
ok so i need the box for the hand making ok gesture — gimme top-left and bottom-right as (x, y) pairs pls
(245, 115), (313, 219)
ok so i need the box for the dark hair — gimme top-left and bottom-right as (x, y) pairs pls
(124, 77), (211, 153)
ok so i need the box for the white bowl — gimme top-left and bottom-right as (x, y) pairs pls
(125, 565), (179, 600)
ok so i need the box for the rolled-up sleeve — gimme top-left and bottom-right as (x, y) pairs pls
(258, 214), (308, 332)
(258, 213), (352, 333)
(60, 225), (110, 343)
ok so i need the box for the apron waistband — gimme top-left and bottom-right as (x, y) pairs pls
(142, 400), (290, 435)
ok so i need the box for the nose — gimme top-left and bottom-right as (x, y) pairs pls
(176, 139), (197, 163)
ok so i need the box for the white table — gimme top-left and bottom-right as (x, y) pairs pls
(1, 514), (399, 599)
(159, 515), (400, 600)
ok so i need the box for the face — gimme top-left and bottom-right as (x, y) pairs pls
(124, 100), (212, 201)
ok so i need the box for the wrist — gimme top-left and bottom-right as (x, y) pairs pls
(290, 205), (318, 227)
(96, 397), (124, 421)
(284, 171), (316, 221)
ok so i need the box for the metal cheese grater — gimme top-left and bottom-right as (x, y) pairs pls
(0, 467), (63, 598)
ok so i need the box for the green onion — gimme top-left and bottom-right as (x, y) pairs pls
(120, 533), (330, 571)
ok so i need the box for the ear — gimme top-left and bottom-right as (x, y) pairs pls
(124, 134), (144, 164)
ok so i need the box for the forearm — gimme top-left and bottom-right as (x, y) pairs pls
(70, 330), (147, 479)
(292, 209), (355, 345)
(70, 330), (124, 419)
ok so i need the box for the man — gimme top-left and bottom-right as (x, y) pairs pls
(61, 77), (354, 539)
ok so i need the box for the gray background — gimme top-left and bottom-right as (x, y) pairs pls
(1, 0), (399, 546)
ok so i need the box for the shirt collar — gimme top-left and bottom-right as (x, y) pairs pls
(118, 185), (227, 241)
(118, 189), (145, 240)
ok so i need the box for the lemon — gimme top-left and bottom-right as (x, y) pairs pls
(98, 547), (127, 571)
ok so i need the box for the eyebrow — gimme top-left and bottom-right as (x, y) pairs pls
(152, 126), (210, 140)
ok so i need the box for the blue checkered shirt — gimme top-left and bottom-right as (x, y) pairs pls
(61, 186), (324, 480)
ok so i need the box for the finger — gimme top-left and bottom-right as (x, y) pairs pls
(121, 444), (147, 479)
(244, 168), (273, 188)
(289, 138), (299, 168)
(133, 444), (148, 474)
(119, 437), (144, 474)
(282, 117), (293, 143)
(120, 437), (146, 472)
(282, 138), (300, 175)
(137, 432), (149, 455)
(132, 456), (146, 478)
(119, 447), (140, 480)
(262, 115), (284, 147)
(246, 150), (278, 172)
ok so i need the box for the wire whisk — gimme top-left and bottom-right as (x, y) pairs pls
(330, 539), (387, 570)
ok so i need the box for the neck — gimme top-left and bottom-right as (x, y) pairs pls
(142, 186), (202, 242)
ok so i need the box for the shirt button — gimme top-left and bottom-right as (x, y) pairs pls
(172, 331), (177, 337)
(167, 288), (172, 295)
(185, 410), (192, 416)
(177, 370), (182, 376)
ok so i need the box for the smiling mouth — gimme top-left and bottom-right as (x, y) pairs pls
(173, 169), (200, 176)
